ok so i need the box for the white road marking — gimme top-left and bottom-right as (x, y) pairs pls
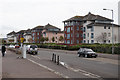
(30, 54), (103, 79)
(27, 58), (69, 78)
(31, 55), (41, 59)
(60, 61), (104, 80)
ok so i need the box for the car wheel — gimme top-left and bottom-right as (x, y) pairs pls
(78, 54), (81, 57)
(85, 54), (88, 58)
(35, 52), (38, 55)
(94, 55), (97, 58)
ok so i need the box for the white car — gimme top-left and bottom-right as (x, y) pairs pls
(9, 45), (15, 48)
(26, 45), (38, 55)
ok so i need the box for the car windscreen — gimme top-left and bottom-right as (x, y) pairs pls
(85, 49), (93, 52)
(30, 45), (37, 48)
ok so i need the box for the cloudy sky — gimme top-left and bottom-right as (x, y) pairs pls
(0, 0), (119, 38)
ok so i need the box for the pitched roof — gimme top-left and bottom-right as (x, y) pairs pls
(16, 30), (26, 34)
(83, 12), (113, 21)
(44, 23), (60, 30)
(63, 16), (84, 22)
(7, 31), (16, 35)
(32, 25), (44, 30)
(87, 22), (120, 27)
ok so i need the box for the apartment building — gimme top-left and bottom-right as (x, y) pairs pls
(63, 16), (83, 44)
(64, 12), (120, 44)
(23, 29), (32, 43)
(16, 30), (26, 43)
(7, 31), (16, 43)
(42, 23), (64, 43)
(31, 25), (44, 43)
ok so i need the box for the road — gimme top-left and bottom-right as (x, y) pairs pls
(26, 48), (118, 79)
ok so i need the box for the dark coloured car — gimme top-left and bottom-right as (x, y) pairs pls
(77, 48), (97, 58)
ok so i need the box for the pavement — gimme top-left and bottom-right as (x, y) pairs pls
(2, 50), (61, 79)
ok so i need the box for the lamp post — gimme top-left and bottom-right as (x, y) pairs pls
(103, 8), (114, 54)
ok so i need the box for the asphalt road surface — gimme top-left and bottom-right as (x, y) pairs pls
(26, 48), (118, 79)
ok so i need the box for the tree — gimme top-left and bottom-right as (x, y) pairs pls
(28, 38), (33, 43)
(52, 37), (55, 42)
(2, 39), (7, 44)
(95, 32), (108, 44)
(40, 37), (45, 43)
(59, 36), (64, 43)
(44, 37), (49, 43)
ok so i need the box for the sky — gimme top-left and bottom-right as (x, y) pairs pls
(0, 0), (119, 38)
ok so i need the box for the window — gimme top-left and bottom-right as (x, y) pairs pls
(65, 34), (66, 37)
(37, 37), (39, 39)
(71, 34), (72, 37)
(83, 27), (86, 32)
(84, 40), (86, 43)
(56, 37), (57, 39)
(91, 26), (94, 32)
(108, 33), (111, 37)
(81, 34), (83, 37)
(71, 40), (72, 44)
(104, 26), (106, 29)
(88, 40), (89, 44)
(77, 40), (79, 44)
(108, 40), (110, 43)
(81, 27), (83, 31)
(77, 33), (79, 37)
(32, 33), (35, 36)
(83, 34), (86, 39)
(33, 37), (34, 40)
(67, 40), (70, 44)
(37, 33), (39, 35)
(65, 40), (66, 43)
(88, 33), (89, 37)
(71, 27), (73, 30)
(108, 26), (110, 29)
(67, 27), (70, 33)
(104, 40), (106, 43)
(91, 40), (94, 43)
(91, 33), (94, 38)
(67, 34), (70, 39)
(65, 28), (66, 31)
(77, 26), (79, 30)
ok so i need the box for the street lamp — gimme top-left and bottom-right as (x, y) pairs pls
(103, 8), (114, 54)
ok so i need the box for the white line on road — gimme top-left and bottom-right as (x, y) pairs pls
(31, 55), (41, 59)
(27, 58), (69, 78)
(30, 54), (103, 80)
(60, 61), (104, 80)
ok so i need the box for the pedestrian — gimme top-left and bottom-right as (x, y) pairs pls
(1, 45), (6, 57)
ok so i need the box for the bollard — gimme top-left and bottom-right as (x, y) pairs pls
(52, 53), (54, 61)
(22, 45), (26, 58)
(54, 54), (56, 63)
(57, 55), (59, 65)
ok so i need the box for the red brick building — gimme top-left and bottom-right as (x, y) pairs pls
(63, 16), (84, 45)
(31, 26), (44, 43)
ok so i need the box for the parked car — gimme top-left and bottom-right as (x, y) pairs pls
(77, 48), (97, 58)
(26, 45), (38, 55)
(8, 45), (15, 48)
(15, 45), (20, 48)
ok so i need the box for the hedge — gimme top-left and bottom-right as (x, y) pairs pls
(37, 44), (120, 54)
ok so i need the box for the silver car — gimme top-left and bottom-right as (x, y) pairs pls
(26, 45), (38, 55)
